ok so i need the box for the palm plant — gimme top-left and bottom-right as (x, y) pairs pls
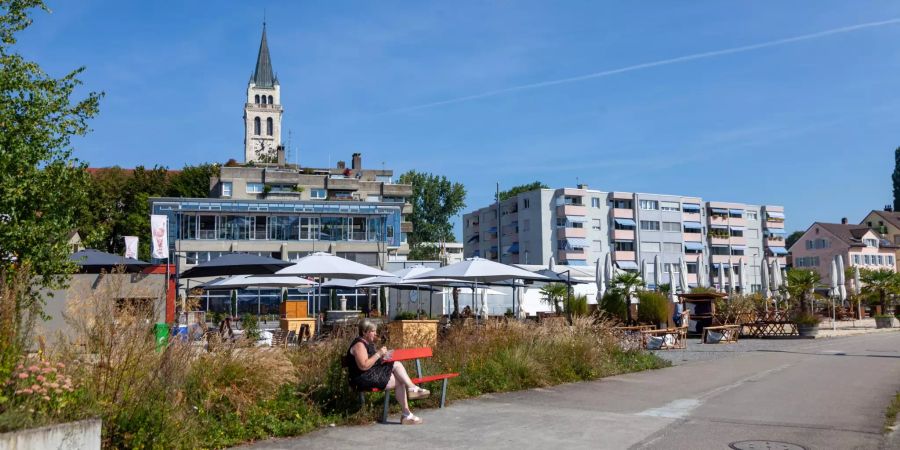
(610, 272), (645, 323)
(860, 268), (898, 314)
(539, 282), (568, 315)
(784, 269), (821, 314)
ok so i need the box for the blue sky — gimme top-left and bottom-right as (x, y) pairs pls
(17, 1), (900, 239)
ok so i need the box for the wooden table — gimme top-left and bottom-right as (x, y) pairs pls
(702, 324), (740, 344)
(640, 327), (687, 350)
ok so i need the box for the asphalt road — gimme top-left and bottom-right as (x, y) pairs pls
(239, 331), (900, 450)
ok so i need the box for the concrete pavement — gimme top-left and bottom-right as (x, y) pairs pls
(238, 331), (900, 450)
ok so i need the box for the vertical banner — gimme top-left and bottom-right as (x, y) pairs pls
(124, 236), (139, 259)
(150, 215), (169, 259)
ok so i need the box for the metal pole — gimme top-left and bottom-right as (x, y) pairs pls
(496, 182), (501, 263)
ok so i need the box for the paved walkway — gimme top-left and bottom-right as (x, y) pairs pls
(237, 330), (900, 450)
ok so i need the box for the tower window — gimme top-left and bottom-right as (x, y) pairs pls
(254, 94), (260, 104)
(254, 117), (261, 135)
(266, 117), (273, 136)
(268, 95), (273, 104)
(261, 95), (267, 105)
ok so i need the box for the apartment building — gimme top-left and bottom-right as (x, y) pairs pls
(463, 186), (786, 292)
(788, 219), (897, 288)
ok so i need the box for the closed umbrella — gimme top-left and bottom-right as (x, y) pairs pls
(716, 263), (724, 292)
(604, 253), (614, 288)
(853, 264), (862, 320)
(728, 260), (737, 296)
(697, 256), (706, 288)
(830, 258), (839, 329)
(654, 255), (662, 291)
(739, 258), (748, 294)
(761, 259), (771, 301)
(595, 257), (605, 298)
(640, 259), (647, 285)
(548, 256), (556, 272)
(678, 258), (689, 293)
(836, 255), (847, 304)
(667, 263), (677, 303)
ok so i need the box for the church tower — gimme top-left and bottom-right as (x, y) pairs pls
(244, 24), (283, 163)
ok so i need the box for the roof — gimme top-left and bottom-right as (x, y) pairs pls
(813, 222), (897, 248)
(866, 210), (900, 231)
(251, 24), (277, 88)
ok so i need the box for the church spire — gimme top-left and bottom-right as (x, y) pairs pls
(251, 23), (277, 88)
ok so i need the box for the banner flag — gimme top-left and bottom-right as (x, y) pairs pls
(150, 215), (169, 259)
(124, 236), (138, 259)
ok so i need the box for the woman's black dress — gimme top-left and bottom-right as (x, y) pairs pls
(347, 336), (394, 390)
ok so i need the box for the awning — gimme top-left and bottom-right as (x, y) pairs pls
(616, 260), (639, 270)
(769, 247), (788, 255)
(729, 226), (745, 231)
(502, 243), (520, 254)
(766, 229), (786, 236)
(566, 238), (589, 248)
(682, 203), (701, 211)
(614, 218), (636, 226)
(710, 224), (728, 229)
(710, 245), (729, 250)
(566, 216), (587, 223)
(731, 245), (746, 251)
(710, 208), (728, 214)
(684, 242), (704, 251)
(488, 226), (497, 233)
(467, 234), (480, 243)
(683, 221), (702, 228)
(767, 211), (785, 219)
(729, 209), (744, 215)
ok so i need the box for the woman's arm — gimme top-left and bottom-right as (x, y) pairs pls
(352, 341), (384, 371)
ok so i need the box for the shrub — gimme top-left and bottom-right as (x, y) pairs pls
(243, 314), (260, 340)
(637, 291), (669, 325)
(792, 312), (821, 327)
(394, 311), (417, 320)
(599, 290), (627, 322)
(564, 294), (589, 318)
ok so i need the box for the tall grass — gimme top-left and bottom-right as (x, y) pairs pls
(2, 271), (669, 448)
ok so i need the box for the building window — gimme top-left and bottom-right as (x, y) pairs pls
(592, 219), (602, 231)
(247, 182), (264, 194)
(730, 227), (744, 237)
(614, 220), (635, 231)
(613, 199), (632, 209)
(710, 245), (729, 256)
(266, 118), (273, 136)
(806, 239), (831, 250)
(683, 223), (702, 233)
(268, 95), (273, 104)
(686, 262), (698, 274)
(729, 210), (743, 219)
(864, 255), (871, 265)
(660, 201), (680, 212)
(261, 95), (267, 105)
(254, 94), (260, 104)
(523, 219), (530, 232)
(640, 220), (660, 231)
(310, 189), (326, 199)
(268, 215), (299, 240)
(662, 242), (681, 253)
(523, 198), (530, 209)
(642, 241), (660, 252)
(614, 241), (635, 252)
(864, 238), (878, 248)
(877, 255), (884, 265)
(661, 222), (680, 232)
(731, 247), (745, 256)
(888, 255), (895, 266)
(639, 200), (658, 210)
(253, 117), (261, 135)
(221, 182), (232, 197)
(591, 197), (601, 208)
(746, 211), (758, 220)
(853, 254), (861, 265)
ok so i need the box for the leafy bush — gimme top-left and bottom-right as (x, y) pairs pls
(394, 311), (417, 320)
(599, 290), (627, 322)
(637, 291), (669, 325)
(243, 314), (260, 340)
(564, 294), (589, 317)
(792, 312), (821, 327)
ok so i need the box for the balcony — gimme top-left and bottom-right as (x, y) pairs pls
(708, 215), (729, 226)
(613, 229), (635, 240)
(682, 212), (701, 222)
(382, 184), (413, 197)
(559, 227), (586, 238)
(325, 177), (360, 191)
(559, 249), (586, 260)
(557, 204), (587, 217)
(400, 222), (413, 233)
(711, 254), (732, 264)
(765, 220), (785, 230)
(615, 251), (636, 261)
(709, 236), (730, 246)
(766, 238), (785, 247)
(729, 236), (747, 246)
(683, 232), (702, 242)
(728, 217), (746, 227)
(613, 208), (634, 219)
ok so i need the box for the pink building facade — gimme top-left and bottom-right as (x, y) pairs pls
(788, 221), (897, 289)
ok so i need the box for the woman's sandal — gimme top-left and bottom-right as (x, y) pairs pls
(401, 413), (424, 425)
(407, 386), (430, 400)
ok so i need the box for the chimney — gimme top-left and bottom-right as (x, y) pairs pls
(337, 160), (346, 170)
(352, 153), (362, 171)
(841, 217), (848, 225)
(276, 145), (285, 166)
(885, 204), (893, 212)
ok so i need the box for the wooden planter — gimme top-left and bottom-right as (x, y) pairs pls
(386, 320), (438, 348)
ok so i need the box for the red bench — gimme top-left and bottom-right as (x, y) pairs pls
(356, 347), (459, 423)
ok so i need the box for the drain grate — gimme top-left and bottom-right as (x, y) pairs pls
(729, 441), (807, 450)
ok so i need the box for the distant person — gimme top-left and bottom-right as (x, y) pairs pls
(462, 305), (473, 318)
(346, 319), (429, 425)
(218, 317), (234, 341)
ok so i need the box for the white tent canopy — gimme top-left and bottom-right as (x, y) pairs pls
(275, 252), (392, 279)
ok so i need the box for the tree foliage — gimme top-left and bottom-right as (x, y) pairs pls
(783, 269), (821, 314)
(496, 181), (548, 201)
(859, 268), (898, 312)
(893, 147), (900, 212)
(785, 231), (804, 250)
(0, 0), (101, 376)
(398, 170), (466, 249)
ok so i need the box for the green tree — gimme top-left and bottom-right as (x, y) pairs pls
(784, 269), (821, 314)
(860, 268), (897, 314)
(496, 181), (548, 201)
(0, 0), (101, 377)
(398, 170), (466, 250)
(166, 163), (219, 198)
(610, 272), (644, 323)
(540, 282), (568, 315)
(407, 243), (441, 261)
(893, 147), (900, 212)
(785, 231), (804, 250)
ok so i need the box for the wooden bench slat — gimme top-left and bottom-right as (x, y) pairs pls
(384, 347), (432, 362)
(412, 373), (459, 384)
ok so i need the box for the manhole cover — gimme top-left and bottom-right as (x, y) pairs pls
(729, 441), (807, 450)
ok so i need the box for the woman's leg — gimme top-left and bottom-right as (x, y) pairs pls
(391, 362), (419, 390)
(385, 374), (410, 414)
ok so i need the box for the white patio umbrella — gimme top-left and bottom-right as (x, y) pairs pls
(274, 252), (392, 316)
(836, 255), (847, 304)
(761, 259), (771, 301)
(204, 274), (318, 289)
(739, 258), (748, 294)
(830, 258), (839, 330)
(407, 257), (550, 319)
(667, 263), (677, 304)
(716, 263), (724, 292)
(853, 264), (862, 320)
(696, 256), (706, 288)
(728, 260), (737, 296)
(595, 257), (605, 298)
(678, 258), (689, 294)
(548, 256), (556, 272)
(654, 255), (662, 290)
(640, 259), (647, 285)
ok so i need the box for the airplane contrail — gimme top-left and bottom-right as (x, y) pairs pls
(390, 18), (900, 113)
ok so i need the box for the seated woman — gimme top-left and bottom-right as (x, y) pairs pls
(347, 319), (429, 425)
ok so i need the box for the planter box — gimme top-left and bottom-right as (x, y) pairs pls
(797, 324), (819, 338)
(386, 320), (438, 348)
(0, 419), (101, 450)
(875, 317), (895, 329)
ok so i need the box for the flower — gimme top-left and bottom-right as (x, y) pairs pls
(36, 375), (45, 382)
(57, 362), (66, 369)
(55, 389), (62, 394)
(28, 365), (39, 372)
(17, 372), (28, 379)
(30, 384), (39, 391)
(42, 396), (50, 401)
(15, 364), (23, 370)
(49, 382), (59, 389)
(21, 388), (33, 395)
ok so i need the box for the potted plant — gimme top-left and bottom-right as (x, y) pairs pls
(860, 268), (897, 326)
(637, 291), (669, 329)
(387, 311), (438, 348)
(793, 312), (821, 337)
(874, 314), (895, 329)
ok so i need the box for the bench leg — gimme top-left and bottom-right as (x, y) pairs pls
(359, 392), (365, 409)
(440, 378), (449, 408)
(382, 390), (390, 424)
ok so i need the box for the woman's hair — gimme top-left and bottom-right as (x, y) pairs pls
(358, 319), (377, 336)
